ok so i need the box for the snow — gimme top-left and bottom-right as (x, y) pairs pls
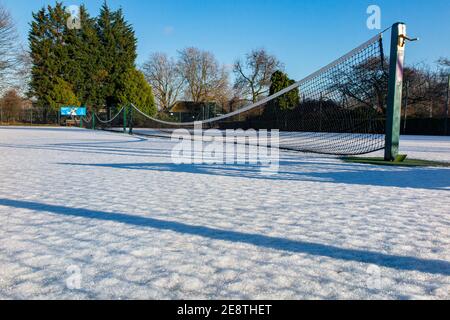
(365, 135), (450, 163)
(0, 126), (449, 300)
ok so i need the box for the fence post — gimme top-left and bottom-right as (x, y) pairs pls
(385, 22), (407, 161)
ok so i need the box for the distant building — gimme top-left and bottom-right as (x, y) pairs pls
(170, 101), (222, 122)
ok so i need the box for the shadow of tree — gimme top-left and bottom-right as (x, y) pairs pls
(1, 198), (449, 276)
(60, 162), (450, 191)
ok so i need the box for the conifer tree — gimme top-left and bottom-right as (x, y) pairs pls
(29, 1), (149, 120)
(269, 70), (299, 111)
(29, 3), (74, 120)
(263, 71), (299, 128)
(118, 69), (156, 116)
(65, 5), (101, 109)
(96, 2), (137, 113)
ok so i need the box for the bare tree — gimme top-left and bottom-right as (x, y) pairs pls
(0, 89), (23, 122)
(0, 5), (18, 93)
(142, 53), (184, 111)
(233, 49), (283, 103)
(438, 58), (450, 68)
(333, 57), (388, 114)
(398, 63), (450, 118)
(178, 47), (229, 103)
(11, 48), (32, 96)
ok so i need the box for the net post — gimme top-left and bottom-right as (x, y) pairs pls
(385, 22), (407, 161)
(128, 105), (133, 135)
(123, 105), (127, 133)
(80, 116), (83, 128)
(92, 114), (96, 130)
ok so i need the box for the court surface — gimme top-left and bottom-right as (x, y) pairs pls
(0, 127), (449, 299)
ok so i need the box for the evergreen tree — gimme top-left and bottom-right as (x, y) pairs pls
(28, 1), (150, 120)
(269, 70), (299, 111)
(96, 2), (137, 113)
(29, 7), (50, 108)
(118, 69), (156, 116)
(262, 71), (299, 128)
(49, 77), (80, 110)
(29, 3), (74, 119)
(65, 5), (101, 109)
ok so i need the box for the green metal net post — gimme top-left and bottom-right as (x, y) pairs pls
(385, 22), (407, 161)
(80, 116), (83, 128)
(92, 114), (96, 130)
(128, 106), (133, 135)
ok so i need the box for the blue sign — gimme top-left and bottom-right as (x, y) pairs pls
(61, 107), (87, 117)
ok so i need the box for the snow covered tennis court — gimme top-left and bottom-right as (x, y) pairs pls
(0, 127), (449, 299)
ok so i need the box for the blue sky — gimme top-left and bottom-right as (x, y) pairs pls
(2, 0), (450, 80)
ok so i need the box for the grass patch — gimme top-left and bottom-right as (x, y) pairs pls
(342, 157), (450, 167)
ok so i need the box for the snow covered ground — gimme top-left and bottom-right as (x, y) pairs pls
(0, 126), (449, 300)
(365, 135), (450, 163)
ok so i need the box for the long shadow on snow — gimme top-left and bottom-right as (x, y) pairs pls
(0, 198), (449, 276)
(60, 162), (450, 191)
